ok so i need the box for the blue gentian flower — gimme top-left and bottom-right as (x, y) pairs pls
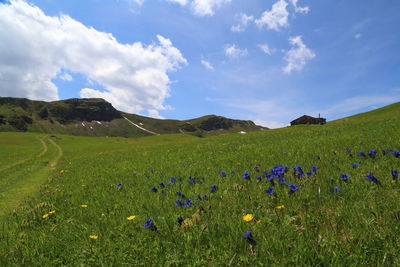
(175, 199), (182, 206)
(341, 174), (349, 182)
(311, 166), (318, 174)
(242, 231), (256, 246)
(220, 171), (226, 177)
(346, 148), (351, 153)
(278, 177), (286, 184)
(242, 172), (250, 180)
(151, 186), (158, 193)
(368, 150), (377, 158)
(117, 183), (123, 189)
(352, 163), (359, 169)
(256, 176), (262, 181)
(358, 151), (366, 157)
(254, 166), (260, 172)
(170, 177), (176, 184)
(177, 216), (184, 225)
(189, 177), (196, 184)
(210, 184), (218, 192)
(365, 172), (381, 185)
(288, 184), (300, 194)
(391, 170), (398, 181)
(144, 219), (157, 231)
(306, 172), (312, 177)
(183, 198), (192, 207)
(159, 182), (165, 188)
(265, 186), (274, 195)
(394, 151), (400, 158)
(230, 170), (235, 174)
(176, 191), (183, 197)
(330, 186), (341, 192)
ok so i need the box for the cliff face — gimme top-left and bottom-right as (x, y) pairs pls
(0, 97), (267, 137)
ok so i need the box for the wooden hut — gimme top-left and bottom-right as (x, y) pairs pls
(290, 115), (326, 126)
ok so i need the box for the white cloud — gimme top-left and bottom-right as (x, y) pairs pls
(59, 72), (73, 81)
(258, 44), (271, 55)
(231, 13), (253, 32)
(283, 36), (315, 74)
(354, 33), (362, 39)
(290, 0), (309, 14)
(166, 0), (188, 5)
(191, 0), (231, 16)
(255, 0), (289, 31)
(254, 119), (286, 129)
(225, 44), (248, 58)
(0, 0), (187, 116)
(201, 59), (214, 70)
(322, 90), (400, 117)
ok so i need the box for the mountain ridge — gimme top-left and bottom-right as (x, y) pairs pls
(0, 97), (267, 137)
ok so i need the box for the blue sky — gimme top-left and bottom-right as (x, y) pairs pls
(0, 0), (399, 127)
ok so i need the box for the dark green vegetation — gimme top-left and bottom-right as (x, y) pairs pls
(0, 97), (266, 137)
(0, 103), (399, 265)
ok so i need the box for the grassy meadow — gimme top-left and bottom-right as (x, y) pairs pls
(0, 103), (399, 265)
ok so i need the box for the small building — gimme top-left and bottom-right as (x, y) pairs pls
(290, 115), (326, 126)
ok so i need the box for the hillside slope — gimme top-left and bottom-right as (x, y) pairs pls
(0, 97), (267, 137)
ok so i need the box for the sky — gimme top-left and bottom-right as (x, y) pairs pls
(0, 0), (399, 128)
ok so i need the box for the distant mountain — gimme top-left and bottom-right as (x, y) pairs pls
(0, 97), (267, 137)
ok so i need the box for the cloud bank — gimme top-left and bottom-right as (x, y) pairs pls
(0, 0), (187, 116)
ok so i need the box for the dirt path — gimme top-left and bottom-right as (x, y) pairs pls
(122, 116), (160, 135)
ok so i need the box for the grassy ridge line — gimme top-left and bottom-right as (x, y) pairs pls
(0, 137), (63, 218)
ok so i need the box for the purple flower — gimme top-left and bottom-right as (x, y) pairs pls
(365, 172), (381, 185)
(394, 151), (400, 158)
(330, 186), (341, 192)
(311, 166), (319, 174)
(391, 170), (398, 181)
(159, 182), (165, 188)
(177, 216), (184, 225)
(175, 199), (182, 206)
(220, 171), (226, 177)
(242, 231), (256, 246)
(242, 172), (250, 180)
(170, 177), (176, 184)
(210, 184), (218, 193)
(256, 175), (262, 181)
(151, 186), (158, 193)
(368, 150), (377, 158)
(117, 183), (123, 189)
(278, 177), (286, 184)
(230, 170), (235, 174)
(183, 198), (192, 207)
(144, 219), (157, 231)
(265, 186), (274, 195)
(254, 166), (260, 172)
(341, 174), (349, 182)
(288, 184), (300, 194)
(306, 172), (312, 177)
(358, 151), (367, 157)
(352, 163), (359, 169)
(346, 148), (351, 153)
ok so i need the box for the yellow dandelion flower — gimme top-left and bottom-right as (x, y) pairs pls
(89, 235), (98, 240)
(81, 204), (88, 208)
(60, 170), (65, 174)
(242, 214), (254, 222)
(49, 210), (56, 214)
(256, 220), (262, 224)
(127, 216), (136, 221)
(42, 213), (49, 219)
(276, 205), (285, 210)
(81, 184), (86, 187)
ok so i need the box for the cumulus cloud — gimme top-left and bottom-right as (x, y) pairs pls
(201, 59), (214, 70)
(231, 13), (253, 32)
(166, 0), (188, 5)
(283, 36), (315, 74)
(258, 44), (272, 55)
(290, 0), (309, 14)
(225, 44), (248, 59)
(59, 73), (73, 81)
(255, 0), (289, 31)
(191, 0), (231, 16)
(0, 0), (187, 116)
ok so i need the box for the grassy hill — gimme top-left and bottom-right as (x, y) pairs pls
(0, 97), (267, 137)
(0, 102), (399, 265)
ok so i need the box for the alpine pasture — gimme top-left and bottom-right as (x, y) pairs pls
(1, 103), (399, 265)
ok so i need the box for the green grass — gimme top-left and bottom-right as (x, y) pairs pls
(0, 103), (399, 265)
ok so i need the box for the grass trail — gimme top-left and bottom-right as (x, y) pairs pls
(0, 136), (63, 218)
